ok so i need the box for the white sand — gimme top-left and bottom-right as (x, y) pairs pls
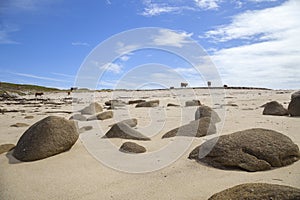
(0, 89), (299, 199)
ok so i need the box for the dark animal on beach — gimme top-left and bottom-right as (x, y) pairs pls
(35, 92), (44, 97)
(67, 92), (71, 95)
(181, 82), (188, 87)
(207, 81), (211, 87)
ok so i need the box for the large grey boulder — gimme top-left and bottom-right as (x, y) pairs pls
(208, 183), (300, 200)
(162, 117), (216, 138)
(104, 122), (150, 140)
(13, 116), (79, 161)
(87, 111), (113, 121)
(135, 100), (159, 108)
(262, 101), (288, 116)
(288, 97), (300, 117)
(291, 90), (300, 99)
(80, 102), (103, 115)
(189, 128), (300, 172)
(195, 105), (221, 123)
(185, 100), (201, 107)
(119, 142), (146, 153)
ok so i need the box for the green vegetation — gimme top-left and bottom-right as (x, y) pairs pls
(0, 81), (61, 95)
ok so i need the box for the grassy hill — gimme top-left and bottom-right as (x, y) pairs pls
(0, 81), (61, 95)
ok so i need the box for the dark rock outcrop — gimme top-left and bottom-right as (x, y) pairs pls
(195, 105), (221, 123)
(162, 117), (216, 138)
(288, 97), (300, 117)
(189, 128), (300, 172)
(13, 116), (79, 161)
(208, 183), (300, 200)
(104, 122), (150, 140)
(119, 142), (146, 153)
(262, 101), (288, 116)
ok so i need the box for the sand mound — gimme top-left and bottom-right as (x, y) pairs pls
(189, 128), (300, 172)
(13, 116), (79, 161)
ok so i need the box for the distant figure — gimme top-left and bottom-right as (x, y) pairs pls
(207, 81), (211, 87)
(181, 82), (188, 88)
(35, 92), (44, 97)
(70, 87), (78, 92)
(67, 91), (71, 95)
(224, 84), (228, 88)
(170, 86), (174, 89)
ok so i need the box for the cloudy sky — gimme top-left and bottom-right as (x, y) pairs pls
(0, 0), (299, 89)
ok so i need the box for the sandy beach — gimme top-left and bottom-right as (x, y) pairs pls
(0, 88), (299, 199)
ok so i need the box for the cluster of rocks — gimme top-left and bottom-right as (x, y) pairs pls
(263, 90), (300, 117)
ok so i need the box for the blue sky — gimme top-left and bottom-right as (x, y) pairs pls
(0, 0), (299, 89)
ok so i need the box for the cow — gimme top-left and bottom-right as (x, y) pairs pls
(35, 92), (44, 97)
(181, 82), (188, 88)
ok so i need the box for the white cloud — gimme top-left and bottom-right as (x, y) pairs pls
(0, 24), (19, 44)
(71, 42), (89, 46)
(99, 63), (123, 74)
(206, 0), (300, 89)
(119, 55), (130, 61)
(115, 42), (140, 55)
(152, 29), (193, 47)
(141, 4), (183, 16)
(194, 0), (221, 10)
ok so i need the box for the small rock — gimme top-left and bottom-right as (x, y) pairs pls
(128, 100), (146, 104)
(195, 105), (221, 123)
(288, 97), (300, 117)
(136, 100), (159, 108)
(162, 117), (216, 138)
(167, 103), (180, 107)
(79, 126), (93, 133)
(87, 111), (113, 120)
(119, 142), (146, 153)
(24, 116), (34, 119)
(80, 102), (103, 115)
(69, 114), (87, 121)
(185, 100), (201, 107)
(10, 123), (29, 127)
(263, 101), (288, 116)
(104, 122), (150, 140)
(109, 118), (138, 127)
